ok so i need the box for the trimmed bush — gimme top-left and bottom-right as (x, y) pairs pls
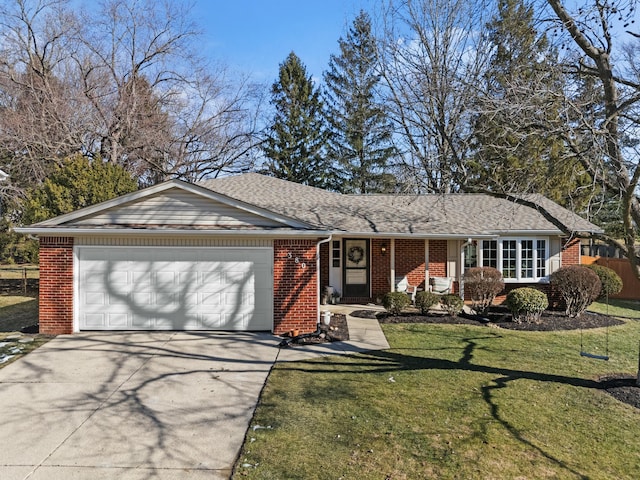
(440, 294), (464, 316)
(586, 264), (623, 299)
(463, 267), (504, 314)
(550, 265), (601, 318)
(382, 292), (410, 316)
(415, 291), (440, 315)
(506, 288), (549, 324)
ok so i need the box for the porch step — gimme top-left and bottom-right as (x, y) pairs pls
(338, 297), (375, 305)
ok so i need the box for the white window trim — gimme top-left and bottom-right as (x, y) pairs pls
(480, 238), (549, 283)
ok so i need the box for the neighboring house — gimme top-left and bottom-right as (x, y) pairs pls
(16, 173), (602, 335)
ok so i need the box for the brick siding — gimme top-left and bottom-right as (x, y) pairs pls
(428, 239), (447, 277)
(371, 238), (391, 298)
(273, 239), (318, 334)
(395, 239), (426, 289)
(39, 237), (74, 335)
(561, 237), (581, 266)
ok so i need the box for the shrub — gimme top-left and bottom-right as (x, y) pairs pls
(415, 291), (440, 314)
(440, 294), (464, 316)
(382, 292), (410, 316)
(585, 264), (623, 299)
(506, 288), (549, 324)
(463, 267), (504, 314)
(550, 265), (601, 318)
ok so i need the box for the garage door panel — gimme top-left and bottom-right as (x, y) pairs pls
(200, 313), (222, 329)
(107, 313), (128, 328)
(201, 292), (221, 305)
(78, 247), (273, 331)
(131, 313), (153, 329)
(84, 313), (105, 328)
(131, 292), (152, 305)
(84, 292), (105, 306)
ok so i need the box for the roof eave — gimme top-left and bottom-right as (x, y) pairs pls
(14, 227), (332, 238)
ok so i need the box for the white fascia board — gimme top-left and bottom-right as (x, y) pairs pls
(14, 227), (332, 238)
(338, 232), (497, 239)
(488, 230), (567, 236)
(26, 179), (313, 230)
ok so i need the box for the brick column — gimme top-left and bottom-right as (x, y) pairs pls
(428, 239), (447, 277)
(273, 239), (318, 334)
(39, 237), (74, 334)
(395, 239), (427, 289)
(561, 237), (581, 266)
(371, 238), (391, 299)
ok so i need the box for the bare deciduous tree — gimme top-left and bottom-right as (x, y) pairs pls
(0, 0), (264, 202)
(0, 0), (87, 197)
(378, 0), (494, 193)
(542, 0), (640, 277)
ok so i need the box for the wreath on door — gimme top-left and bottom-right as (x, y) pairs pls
(347, 245), (365, 265)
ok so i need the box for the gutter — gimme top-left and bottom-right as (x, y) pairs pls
(13, 227), (333, 238)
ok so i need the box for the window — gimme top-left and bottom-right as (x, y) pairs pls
(521, 240), (534, 279)
(482, 240), (497, 268)
(536, 240), (547, 278)
(332, 240), (341, 268)
(502, 240), (517, 279)
(479, 238), (548, 282)
(464, 243), (477, 272)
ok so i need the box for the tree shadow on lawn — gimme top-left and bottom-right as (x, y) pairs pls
(279, 332), (606, 479)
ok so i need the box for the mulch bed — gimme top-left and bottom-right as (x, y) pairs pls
(369, 307), (625, 331)
(352, 307), (640, 410)
(279, 313), (349, 347)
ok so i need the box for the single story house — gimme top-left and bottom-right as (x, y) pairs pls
(16, 173), (602, 335)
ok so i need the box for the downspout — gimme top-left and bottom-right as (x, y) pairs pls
(317, 235), (333, 324)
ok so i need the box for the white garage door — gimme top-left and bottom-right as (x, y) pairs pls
(76, 247), (273, 331)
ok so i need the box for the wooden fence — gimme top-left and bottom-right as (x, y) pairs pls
(0, 267), (39, 294)
(585, 257), (640, 301)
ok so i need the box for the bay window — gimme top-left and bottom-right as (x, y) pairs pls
(476, 238), (548, 282)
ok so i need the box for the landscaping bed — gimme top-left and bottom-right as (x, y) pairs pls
(368, 307), (625, 331)
(279, 313), (349, 346)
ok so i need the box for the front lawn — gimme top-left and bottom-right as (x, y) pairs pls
(0, 295), (48, 369)
(235, 320), (640, 479)
(0, 295), (39, 332)
(588, 298), (640, 319)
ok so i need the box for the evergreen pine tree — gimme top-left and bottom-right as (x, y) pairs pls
(262, 52), (332, 188)
(471, 0), (591, 207)
(323, 11), (396, 194)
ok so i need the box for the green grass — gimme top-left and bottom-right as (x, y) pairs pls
(0, 295), (48, 369)
(0, 295), (39, 332)
(588, 298), (640, 319)
(235, 321), (640, 479)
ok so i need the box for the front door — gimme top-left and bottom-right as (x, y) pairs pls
(343, 239), (370, 297)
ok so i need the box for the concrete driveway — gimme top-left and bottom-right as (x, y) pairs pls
(0, 332), (280, 480)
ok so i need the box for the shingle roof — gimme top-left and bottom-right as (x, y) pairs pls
(199, 173), (602, 236)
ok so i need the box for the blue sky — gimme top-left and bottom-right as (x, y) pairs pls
(192, 0), (376, 83)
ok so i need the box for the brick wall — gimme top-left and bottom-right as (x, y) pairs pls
(561, 237), (581, 266)
(371, 238), (391, 298)
(39, 237), (74, 335)
(395, 239), (426, 289)
(273, 239), (318, 334)
(428, 239), (447, 277)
